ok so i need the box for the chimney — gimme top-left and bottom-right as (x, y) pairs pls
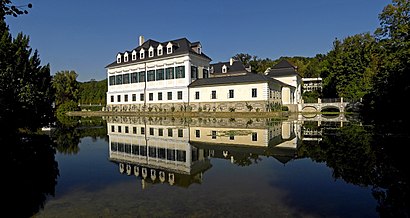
(139, 35), (145, 46)
(230, 58), (234, 66)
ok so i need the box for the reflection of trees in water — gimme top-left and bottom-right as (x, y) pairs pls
(3, 133), (59, 218)
(298, 124), (409, 217)
(52, 116), (108, 154)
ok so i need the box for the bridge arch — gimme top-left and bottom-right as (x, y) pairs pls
(321, 105), (341, 112)
(302, 106), (318, 113)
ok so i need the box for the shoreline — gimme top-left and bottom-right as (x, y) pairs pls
(66, 110), (291, 118)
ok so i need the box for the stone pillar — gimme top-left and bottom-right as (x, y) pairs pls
(318, 98), (321, 104)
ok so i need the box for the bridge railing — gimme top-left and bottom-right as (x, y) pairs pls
(321, 98), (341, 103)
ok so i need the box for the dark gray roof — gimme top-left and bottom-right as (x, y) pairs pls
(106, 38), (211, 68)
(210, 60), (248, 75)
(266, 59), (300, 77)
(272, 59), (296, 69)
(188, 73), (288, 88)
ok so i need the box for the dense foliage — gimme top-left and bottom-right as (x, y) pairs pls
(0, 4), (54, 132)
(78, 79), (107, 105)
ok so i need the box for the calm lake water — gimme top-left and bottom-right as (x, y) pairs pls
(5, 115), (409, 217)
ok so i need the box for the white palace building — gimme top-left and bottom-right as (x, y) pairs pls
(106, 36), (302, 112)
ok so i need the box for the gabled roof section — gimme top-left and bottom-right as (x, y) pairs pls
(188, 73), (289, 88)
(272, 59), (296, 69)
(106, 37), (211, 68)
(266, 59), (301, 77)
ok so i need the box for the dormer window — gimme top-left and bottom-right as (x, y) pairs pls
(140, 49), (145, 59)
(148, 46), (154, 58)
(198, 47), (201, 54)
(157, 45), (163, 56)
(222, 65), (227, 73)
(117, 54), (122, 63)
(124, 53), (128, 62)
(167, 42), (173, 54)
(132, 50), (137, 60)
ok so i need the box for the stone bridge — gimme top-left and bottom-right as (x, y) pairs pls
(300, 98), (349, 113)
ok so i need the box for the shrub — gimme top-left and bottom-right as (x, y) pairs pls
(56, 101), (79, 118)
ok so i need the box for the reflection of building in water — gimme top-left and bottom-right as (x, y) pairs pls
(107, 117), (302, 188)
(107, 117), (212, 188)
(189, 118), (301, 164)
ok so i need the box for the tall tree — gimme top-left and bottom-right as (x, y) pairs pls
(52, 70), (79, 107)
(0, 3), (54, 132)
(363, 0), (410, 121)
(320, 33), (378, 100)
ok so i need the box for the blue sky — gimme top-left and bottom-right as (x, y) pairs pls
(6, 0), (388, 82)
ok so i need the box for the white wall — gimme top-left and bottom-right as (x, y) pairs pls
(190, 83), (269, 103)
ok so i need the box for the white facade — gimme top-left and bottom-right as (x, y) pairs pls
(272, 75), (302, 105)
(106, 37), (211, 111)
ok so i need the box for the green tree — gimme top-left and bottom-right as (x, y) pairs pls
(52, 70), (79, 107)
(320, 33), (378, 100)
(78, 79), (107, 105)
(363, 0), (410, 122)
(0, 8), (54, 132)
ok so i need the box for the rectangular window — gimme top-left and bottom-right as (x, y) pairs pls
(211, 131), (216, 139)
(132, 94), (136, 101)
(195, 130), (200, 138)
(116, 75), (123, 85)
(167, 92), (172, 100)
(229, 89), (234, 98)
(158, 128), (163, 136)
(110, 96), (114, 102)
(167, 149), (175, 161)
(109, 76), (116, 85)
(123, 73), (130, 84)
(139, 71), (145, 83)
(191, 66), (198, 79)
(177, 91), (182, 100)
(149, 128), (154, 136)
(111, 125), (115, 132)
(140, 93), (144, 101)
(147, 70), (155, 82)
(211, 90), (216, 99)
(175, 66), (185, 78)
(131, 72), (138, 83)
(124, 94), (128, 102)
(252, 88), (257, 98)
(158, 92), (162, 101)
(203, 69), (209, 78)
(132, 145), (139, 155)
(133, 127), (137, 134)
(125, 126), (129, 133)
(195, 91), (199, 100)
(166, 67), (174, 79)
(230, 135), (235, 140)
(149, 147), (156, 158)
(149, 93), (153, 101)
(117, 95), (121, 102)
(156, 69), (164, 80)
(177, 150), (186, 162)
(158, 148), (165, 159)
(118, 126), (122, 133)
(168, 128), (173, 137)
(178, 129), (183, 137)
(149, 51), (153, 57)
(252, 132), (258, 141)
(141, 127), (145, 135)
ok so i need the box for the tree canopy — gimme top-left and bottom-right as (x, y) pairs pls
(0, 9), (54, 132)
